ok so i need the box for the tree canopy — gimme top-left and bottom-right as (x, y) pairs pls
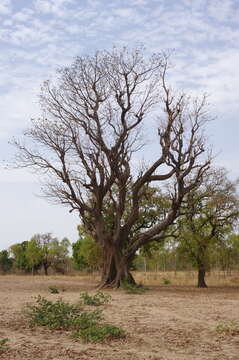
(177, 168), (239, 287)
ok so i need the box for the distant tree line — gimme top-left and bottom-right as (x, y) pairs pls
(1, 229), (239, 288)
(0, 234), (71, 275)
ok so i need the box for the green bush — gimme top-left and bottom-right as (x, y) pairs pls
(80, 292), (112, 306)
(49, 286), (59, 294)
(25, 296), (84, 329)
(0, 338), (9, 353)
(215, 320), (239, 336)
(70, 309), (103, 330)
(72, 323), (125, 342)
(163, 278), (171, 285)
(24, 296), (125, 342)
(121, 280), (146, 294)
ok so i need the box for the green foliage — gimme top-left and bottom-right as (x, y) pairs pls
(10, 241), (31, 272)
(10, 234), (70, 275)
(49, 286), (59, 294)
(70, 309), (103, 330)
(215, 320), (239, 336)
(26, 237), (43, 273)
(163, 278), (171, 285)
(72, 239), (87, 270)
(50, 237), (71, 273)
(80, 292), (112, 306)
(24, 296), (124, 342)
(0, 338), (9, 353)
(176, 169), (239, 287)
(215, 233), (239, 271)
(121, 280), (146, 294)
(0, 250), (13, 273)
(73, 186), (170, 274)
(72, 230), (102, 271)
(72, 323), (125, 342)
(33, 233), (71, 275)
(25, 296), (84, 329)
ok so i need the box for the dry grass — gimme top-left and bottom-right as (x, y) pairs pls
(0, 273), (239, 360)
(133, 270), (239, 287)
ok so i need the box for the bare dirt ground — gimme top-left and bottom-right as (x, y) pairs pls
(0, 274), (239, 360)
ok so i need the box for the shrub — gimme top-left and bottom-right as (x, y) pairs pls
(72, 323), (125, 342)
(25, 296), (84, 329)
(24, 296), (125, 342)
(163, 278), (171, 285)
(215, 320), (239, 336)
(80, 292), (112, 306)
(70, 309), (103, 330)
(0, 338), (9, 353)
(49, 286), (59, 294)
(121, 280), (146, 294)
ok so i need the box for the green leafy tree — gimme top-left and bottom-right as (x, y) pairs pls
(10, 234), (71, 275)
(214, 233), (239, 272)
(177, 169), (239, 287)
(72, 227), (102, 271)
(0, 250), (13, 273)
(29, 233), (54, 275)
(50, 237), (71, 274)
(72, 238), (87, 270)
(10, 241), (31, 272)
(26, 237), (43, 274)
(29, 233), (70, 275)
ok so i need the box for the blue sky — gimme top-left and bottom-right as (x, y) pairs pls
(0, 0), (238, 250)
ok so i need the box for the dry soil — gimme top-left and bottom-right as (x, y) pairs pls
(0, 275), (239, 360)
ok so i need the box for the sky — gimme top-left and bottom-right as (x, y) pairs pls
(0, 0), (238, 250)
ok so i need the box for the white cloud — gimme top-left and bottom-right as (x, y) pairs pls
(129, 0), (147, 6)
(0, 88), (40, 139)
(113, 7), (135, 17)
(207, 0), (235, 22)
(3, 19), (12, 25)
(12, 8), (34, 22)
(34, 0), (73, 17)
(0, 0), (11, 14)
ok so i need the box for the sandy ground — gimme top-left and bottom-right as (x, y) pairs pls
(0, 275), (239, 360)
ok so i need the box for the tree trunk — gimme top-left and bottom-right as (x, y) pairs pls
(43, 262), (49, 276)
(99, 245), (136, 288)
(197, 266), (207, 288)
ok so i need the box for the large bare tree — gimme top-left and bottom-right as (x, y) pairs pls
(14, 47), (211, 287)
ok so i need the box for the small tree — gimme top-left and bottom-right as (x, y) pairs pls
(72, 231), (102, 271)
(26, 237), (43, 274)
(14, 47), (211, 287)
(31, 233), (54, 275)
(177, 168), (239, 287)
(10, 241), (30, 273)
(50, 237), (71, 274)
(29, 233), (70, 275)
(0, 250), (13, 273)
(214, 233), (239, 273)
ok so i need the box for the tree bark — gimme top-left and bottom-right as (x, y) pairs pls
(43, 262), (49, 276)
(197, 266), (207, 288)
(99, 245), (136, 288)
